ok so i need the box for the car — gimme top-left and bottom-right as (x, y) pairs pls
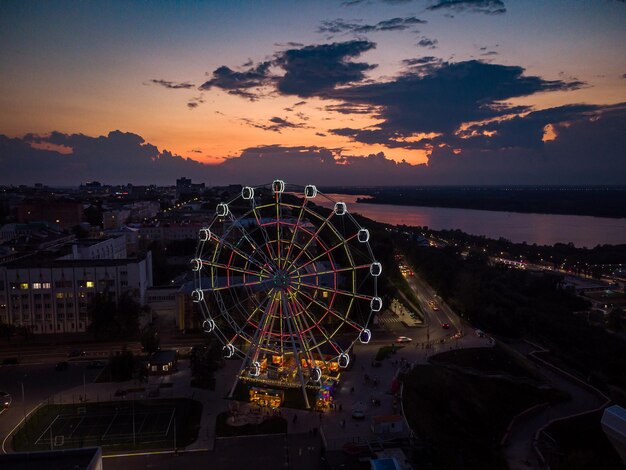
(55, 361), (69, 371)
(68, 349), (86, 358)
(87, 360), (105, 369)
(351, 409), (366, 420)
(441, 323), (450, 329)
(395, 336), (413, 343)
(0, 391), (11, 408)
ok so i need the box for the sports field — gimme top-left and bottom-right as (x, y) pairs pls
(13, 398), (202, 453)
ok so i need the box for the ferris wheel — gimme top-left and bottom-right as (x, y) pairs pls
(191, 181), (381, 407)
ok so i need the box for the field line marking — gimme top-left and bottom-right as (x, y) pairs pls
(137, 412), (148, 434)
(35, 414), (60, 445)
(102, 409), (118, 440)
(103, 448), (209, 458)
(165, 408), (175, 437)
(68, 415), (85, 439)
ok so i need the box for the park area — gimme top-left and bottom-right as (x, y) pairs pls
(12, 398), (202, 454)
(402, 346), (569, 469)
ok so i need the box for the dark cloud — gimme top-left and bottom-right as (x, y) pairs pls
(324, 103), (380, 114)
(318, 16), (426, 35)
(622, 73), (626, 79)
(187, 95), (205, 109)
(481, 50), (498, 56)
(274, 42), (305, 48)
(241, 116), (308, 133)
(417, 36), (438, 48)
(200, 41), (376, 100)
(455, 104), (612, 150)
(4, 131), (205, 185)
(150, 79), (195, 89)
(324, 59), (582, 147)
(199, 61), (273, 100)
(275, 40), (377, 97)
(402, 56), (442, 67)
(294, 101), (307, 106)
(2, 106), (625, 186)
(427, 0), (506, 14)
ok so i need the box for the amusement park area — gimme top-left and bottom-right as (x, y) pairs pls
(189, 181), (420, 468)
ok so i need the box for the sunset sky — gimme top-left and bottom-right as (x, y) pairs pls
(1, 0), (625, 185)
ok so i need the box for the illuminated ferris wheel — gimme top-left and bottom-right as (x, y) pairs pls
(191, 181), (381, 407)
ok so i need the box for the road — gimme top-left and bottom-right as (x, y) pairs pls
(0, 336), (205, 365)
(377, 254), (466, 348)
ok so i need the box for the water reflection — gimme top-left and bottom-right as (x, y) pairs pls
(316, 194), (626, 248)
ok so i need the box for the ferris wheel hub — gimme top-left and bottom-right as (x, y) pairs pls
(272, 270), (292, 289)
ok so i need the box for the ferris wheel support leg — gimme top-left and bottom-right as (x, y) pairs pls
(281, 292), (311, 410)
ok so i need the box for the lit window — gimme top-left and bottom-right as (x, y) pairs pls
(42, 282), (51, 289)
(55, 292), (65, 299)
(32, 283), (42, 290)
(86, 281), (95, 288)
(19, 283), (28, 290)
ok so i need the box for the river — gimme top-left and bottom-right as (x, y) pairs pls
(315, 194), (626, 248)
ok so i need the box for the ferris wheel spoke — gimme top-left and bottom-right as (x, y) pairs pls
(283, 210), (334, 272)
(294, 264), (371, 280)
(282, 197), (308, 272)
(210, 233), (270, 273)
(250, 200), (280, 265)
(202, 260), (270, 279)
(283, 296), (317, 372)
(289, 293), (343, 356)
(225, 210), (278, 269)
(294, 288), (364, 332)
(206, 278), (270, 292)
(290, 232), (358, 275)
(228, 291), (275, 346)
(280, 291), (310, 403)
(295, 281), (373, 302)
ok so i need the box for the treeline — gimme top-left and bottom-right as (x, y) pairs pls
(350, 187), (626, 218)
(399, 241), (626, 391)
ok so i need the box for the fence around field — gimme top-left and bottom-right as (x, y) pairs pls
(12, 399), (181, 454)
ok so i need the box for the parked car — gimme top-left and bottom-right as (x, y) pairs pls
(55, 361), (69, 371)
(0, 391), (11, 408)
(351, 409), (366, 420)
(68, 349), (86, 358)
(441, 323), (450, 329)
(395, 336), (413, 343)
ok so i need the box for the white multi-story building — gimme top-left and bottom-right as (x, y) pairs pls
(0, 252), (152, 334)
(56, 236), (127, 261)
(138, 223), (204, 243)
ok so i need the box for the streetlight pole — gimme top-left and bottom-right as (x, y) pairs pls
(21, 382), (25, 421)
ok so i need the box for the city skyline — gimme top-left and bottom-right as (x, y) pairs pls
(1, 0), (625, 185)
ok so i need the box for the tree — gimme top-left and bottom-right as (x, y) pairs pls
(109, 349), (135, 381)
(191, 339), (223, 390)
(141, 325), (160, 353)
(0, 321), (16, 342)
(87, 292), (140, 340)
(607, 308), (624, 332)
